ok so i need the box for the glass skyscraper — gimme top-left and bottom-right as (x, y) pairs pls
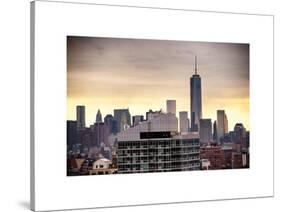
(190, 56), (202, 132)
(76, 105), (85, 131)
(114, 109), (131, 133)
(217, 110), (228, 143)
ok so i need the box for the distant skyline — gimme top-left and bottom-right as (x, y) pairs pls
(67, 36), (249, 130)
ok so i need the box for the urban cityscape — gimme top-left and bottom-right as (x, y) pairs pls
(67, 37), (249, 176)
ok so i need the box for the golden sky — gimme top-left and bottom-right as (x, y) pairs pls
(67, 36), (249, 131)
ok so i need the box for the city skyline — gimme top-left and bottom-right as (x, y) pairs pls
(67, 36), (249, 130)
(70, 103), (247, 132)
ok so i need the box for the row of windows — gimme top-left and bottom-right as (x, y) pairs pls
(117, 143), (200, 151)
(117, 147), (199, 154)
(117, 155), (200, 162)
(118, 163), (201, 173)
(118, 160), (200, 167)
(118, 144), (199, 150)
(118, 139), (199, 147)
(117, 153), (200, 160)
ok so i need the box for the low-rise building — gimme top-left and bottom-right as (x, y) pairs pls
(67, 158), (85, 175)
(201, 159), (211, 170)
(200, 145), (226, 170)
(89, 158), (117, 175)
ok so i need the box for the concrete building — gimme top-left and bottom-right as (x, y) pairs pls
(114, 109), (131, 133)
(217, 110), (228, 143)
(146, 109), (162, 121)
(116, 112), (178, 141)
(166, 100), (176, 115)
(132, 115), (144, 126)
(117, 133), (200, 174)
(190, 56), (202, 132)
(76, 105), (85, 130)
(116, 112), (200, 174)
(199, 119), (212, 145)
(179, 111), (189, 133)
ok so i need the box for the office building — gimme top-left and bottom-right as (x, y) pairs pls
(76, 105), (85, 130)
(179, 111), (189, 133)
(117, 112), (178, 141)
(92, 122), (109, 147)
(117, 133), (200, 174)
(95, 109), (102, 123)
(146, 109), (162, 121)
(77, 127), (92, 147)
(116, 112), (200, 174)
(104, 114), (117, 135)
(213, 121), (218, 142)
(190, 56), (202, 132)
(67, 120), (77, 146)
(217, 110), (228, 143)
(199, 119), (212, 144)
(233, 123), (247, 152)
(166, 100), (176, 115)
(114, 109), (131, 133)
(132, 115), (144, 126)
(245, 131), (250, 149)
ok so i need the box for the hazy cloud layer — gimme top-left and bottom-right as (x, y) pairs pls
(67, 36), (249, 130)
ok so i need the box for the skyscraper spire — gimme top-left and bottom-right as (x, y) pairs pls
(96, 109), (102, 123)
(190, 54), (202, 132)
(195, 55), (197, 75)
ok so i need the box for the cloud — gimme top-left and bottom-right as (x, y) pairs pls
(67, 36), (249, 129)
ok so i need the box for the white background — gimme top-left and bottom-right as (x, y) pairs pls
(33, 1), (273, 211)
(0, 0), (280, 212)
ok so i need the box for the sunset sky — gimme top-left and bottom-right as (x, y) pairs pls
(67, 36), (249, 130)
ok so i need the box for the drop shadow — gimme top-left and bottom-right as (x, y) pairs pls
(18, 201), (30, 210)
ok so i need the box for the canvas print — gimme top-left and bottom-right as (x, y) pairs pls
(67, 36), (249, 176)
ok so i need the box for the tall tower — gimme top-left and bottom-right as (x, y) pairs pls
(213, 121), (218, 142)
(114, 109), (131, 133)
(199, 119), (212, 144)
(95, 109), (102, 123)
(217, 110), (228, 143)
(179, 111), (189, 133)
(104, 114), (117, 134)
(76, 105), (85, 130)
(166, 100), (176, 115)
(190, 56), (202, 132)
